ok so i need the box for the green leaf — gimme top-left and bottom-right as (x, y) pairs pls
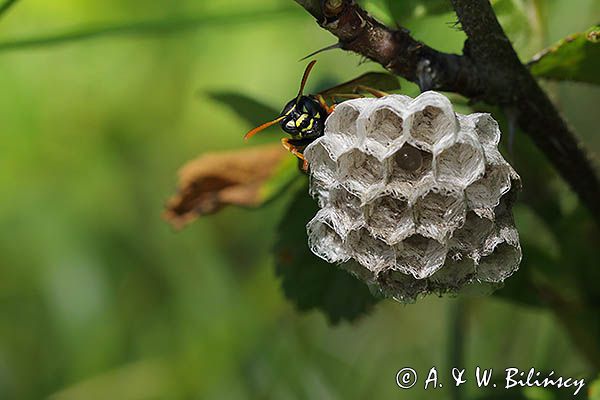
(358, 0), (396, 26)
(273, 183), (379, 323)
(492, 0), (546, 58)
(207, 91), (280, 128)
(359, 0), (455, 27)
(528, 25), (600, 84)
(257, 155), (302, 206)
(383, 0), (452, 22)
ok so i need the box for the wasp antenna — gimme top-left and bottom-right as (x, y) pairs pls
(299, 43), (341, 62)
(296, 60), (318, 101)
(244, 116), (285, 141)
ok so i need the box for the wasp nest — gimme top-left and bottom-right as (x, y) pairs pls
(304, 92), (521, 302)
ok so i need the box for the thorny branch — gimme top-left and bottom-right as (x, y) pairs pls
(294, 0), (600, 224)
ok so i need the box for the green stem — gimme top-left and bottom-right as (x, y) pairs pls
(0, 7), (300, 52)
(0, 0), (19, 19)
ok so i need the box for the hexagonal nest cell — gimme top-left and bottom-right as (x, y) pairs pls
(472, 113), (501, 148)
(338, 148), (385, 199)
(465, 163), (513, 215)
(348, 228), (396, 273)
(395, 234), (448, 279)
(430, 255), (476, 291)
(363, 106), (405, 156)
(325, 101), (361, 138)
(303, 92), (521, 303)
(307, 211), (351, 264)
(435, 131), (485, 188)
(414, 190), (466, 243)
(386, 145), (433, 199)
(322, 103), (361, 156)
(304, 140), (337, 185)
(365, 195), (415, 245)
(407, 101), (457, 150)
(477, 241), (521, 282)
(329, 186), (365, 233)
(308, 177), (330, 208)
(451, 211), (495, 259)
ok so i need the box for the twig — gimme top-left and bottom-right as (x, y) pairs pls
(293, 0), (600, 224)
(295, 0), (483, 96)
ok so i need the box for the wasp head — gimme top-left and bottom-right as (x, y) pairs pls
(243, 61), (327, 143)
(279, 95), (326, 140)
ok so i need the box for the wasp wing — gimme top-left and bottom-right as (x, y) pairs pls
(317, 72), (400, 97)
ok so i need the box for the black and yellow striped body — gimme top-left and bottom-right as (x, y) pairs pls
(279, 95), (327, 142)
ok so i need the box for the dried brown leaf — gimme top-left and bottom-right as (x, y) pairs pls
(164, 144), (291, 229)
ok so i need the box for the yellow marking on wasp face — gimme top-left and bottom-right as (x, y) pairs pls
(315, 112), (321, 119)
(301, 118), (314, 132)
(295, 113), (309, 127)
(284, 107), (295, 116)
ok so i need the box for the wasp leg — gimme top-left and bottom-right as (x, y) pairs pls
(281, 138), (309, 171)
(318, 93), (366, 113)
(315, 94), (335, 115)
(318, 88), (388, 119)
(355, 85), (389, 98)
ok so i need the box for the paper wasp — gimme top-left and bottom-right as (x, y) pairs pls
(244, 60), (400, 170)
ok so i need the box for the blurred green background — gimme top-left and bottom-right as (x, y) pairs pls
(0, 0), (598, 399)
